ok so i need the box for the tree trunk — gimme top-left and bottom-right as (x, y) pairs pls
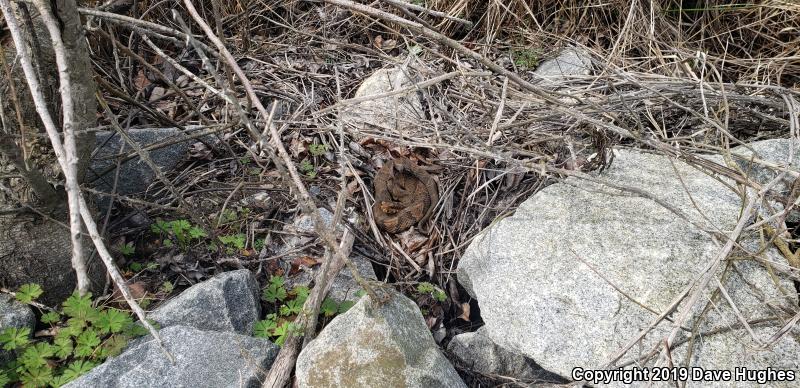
(0, 0), (96, 208)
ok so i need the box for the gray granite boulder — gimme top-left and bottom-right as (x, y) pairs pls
(88, 127), (204, 198)
(148, 270), (260, 335)
(295, 289), (465, 388)
(0, 294), (35, 365)
(339, 67), (424, 132)
(457, 144), (800, 385)
(0, 215), (104, 307)
(64, 325), (278, 388)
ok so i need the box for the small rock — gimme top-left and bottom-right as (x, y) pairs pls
(0, 294), (35, 365)
(240, 192), (272, 209)
(339, 67), (424, 132)
(148, 270), (260, 335)
(280, 208), (377, 303)
(534, 47), (592, 79)
(292, 208), (335, 235)
(295, 289), (466, 388)
(64, 325), (279, 388)
(447, 327), (564, 384)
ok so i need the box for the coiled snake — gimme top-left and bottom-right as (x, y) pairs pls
(372, 158), (438, 233)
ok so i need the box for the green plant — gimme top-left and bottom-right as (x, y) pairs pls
(0, 286), (150, 387)
(417, 282), (447, 302)
(220, 209), (238, 224)
(159, 281), (174, 294)
(254, 237), (266, 251)
(252, 313), (300, 346)
(255, 281), (356, 346)
(511, 48), (541, 69)
(218, 233), (246, 253)
(119, 242), (135, 257)
(299, 159), (316, 178)
(151, 219), (207, 249)
(128, 261), (158, 273)
(15, 283), (43, 304)
(261, 276), (287, 303)
(308, 143), (327, 157)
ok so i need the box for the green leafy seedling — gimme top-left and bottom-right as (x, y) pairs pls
(253, 318), (277, 338)
(320, 298), (338, 317)
(254, 238), (266, 251)
(128, 262), (144, 272)
(151, 219), (170, 235)
(15, 283), (43, 304)
(272, 322), (300, 346)
(188, 225), (207, 240)
(0, 285), (147, 388)
(512, 48), (541, 69)
(292, 286), (310, 304)
(219, 234), (246, 251)
(299, 159), (316, 178)
(41, 312), (61, 325)
(95, 309), (133, 334)
(279, 299), (303, 316)
(160, 281), (174, 294)
(417, 282), (447, 302)
(63, 360), (96, 381)
(19, 366), (52, 388)
(220, 209), (238, 223)
(119, 242), (135, 257)
(0, 327), (31, 350)
(262, 276), (287, 303)
(151, 219), (206, 249)
(338, 300), (356, 313)
(308, 143), (327, 157)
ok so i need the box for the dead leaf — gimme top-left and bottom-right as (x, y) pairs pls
(112, 281), (147, 303)
(289, 256), (321, 275)
(292, 256), (320, 268)
(346, 179), (361, 195)
(133, 70), (150, 90)
(288, 133), (312, 158)
(459, 303), (471, 322)
(425, 316), (437, 330)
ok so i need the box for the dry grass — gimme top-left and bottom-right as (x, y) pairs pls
(429, 0), (800, 86)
